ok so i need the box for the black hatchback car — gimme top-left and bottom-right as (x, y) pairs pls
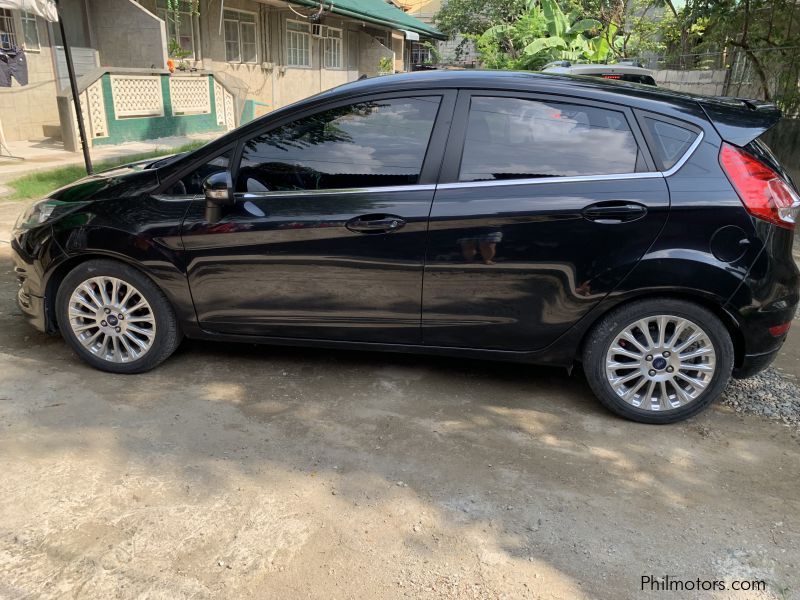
(11, 71), (800, 423)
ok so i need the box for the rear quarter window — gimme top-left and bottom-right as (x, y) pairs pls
(643, 118), (698, 170)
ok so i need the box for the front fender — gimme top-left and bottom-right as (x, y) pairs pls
(47, 196), (197, 329)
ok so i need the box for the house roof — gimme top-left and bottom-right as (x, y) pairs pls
(289, 0), (446, 40)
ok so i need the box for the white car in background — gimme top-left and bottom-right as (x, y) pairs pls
(542, 61), (657, 86)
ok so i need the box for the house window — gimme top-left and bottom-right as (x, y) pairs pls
(286, 20), (310, 67)
(156, 0), (196, 59)
(20, 11), (39, 51)
(224, 9), (257, 63)
(323, 27), (342, 69)
(411, 42), (431, 65)
(0, 9), (17, 50)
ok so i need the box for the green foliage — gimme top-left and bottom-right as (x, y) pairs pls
(661, 0), (800, 111)
(420, 41), (442, 65)
(167, 38), (192, 61)
(378, 56), (394, 74)
(435, 0), (527, 38)
(476, 0), (612, 70)
(165, 0), (199, 62)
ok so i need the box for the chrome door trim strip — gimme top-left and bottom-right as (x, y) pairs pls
(237, 184), (437, 200)
(436, 171), (663, 191)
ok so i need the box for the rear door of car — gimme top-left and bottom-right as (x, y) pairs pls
(422, 89), (671, 351)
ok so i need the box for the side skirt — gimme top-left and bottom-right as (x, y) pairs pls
(182, 325), (575, 368)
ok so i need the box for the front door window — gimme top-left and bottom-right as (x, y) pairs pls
(236, 96), (442, 193)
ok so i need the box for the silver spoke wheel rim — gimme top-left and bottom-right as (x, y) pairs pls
(604, 315), (716, 411)
(67, 276), (156, 363)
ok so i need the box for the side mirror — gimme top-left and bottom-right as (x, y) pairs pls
(203, 171), (233, 222)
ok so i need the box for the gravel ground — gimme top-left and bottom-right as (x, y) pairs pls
(722, 369), (800, 430)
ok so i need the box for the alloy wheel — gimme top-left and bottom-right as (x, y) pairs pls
(67, 276), (156, 363)
(604, 315), (717, 411)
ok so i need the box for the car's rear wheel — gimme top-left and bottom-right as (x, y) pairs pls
(582, 298), (733, 424)
(56, 259), (181, 373)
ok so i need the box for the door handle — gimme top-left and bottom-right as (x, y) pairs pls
(346, 214), (406, 234)
(582, 202), (647, 224)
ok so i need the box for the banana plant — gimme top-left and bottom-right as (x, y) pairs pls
(477, 0), (618, 70)
(522, 0), (601, 62)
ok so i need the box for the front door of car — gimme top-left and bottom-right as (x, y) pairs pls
(181, 91), (454, 344)
(422, 91), (671, 351)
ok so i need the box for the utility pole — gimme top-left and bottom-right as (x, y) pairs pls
(55, 0), (93, 174)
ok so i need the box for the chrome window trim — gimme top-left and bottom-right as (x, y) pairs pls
(438, 131), (704, 190)
(661, 130), (704, 177)
(236, 184), (437, 199)
(437, 172), (662, 191)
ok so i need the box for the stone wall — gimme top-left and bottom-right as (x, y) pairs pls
(654, 69), (727, 96)
(89, 0), (168, 69)
(358, 34), (395, 77)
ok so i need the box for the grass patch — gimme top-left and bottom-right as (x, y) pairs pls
(4, 141), (206, 202)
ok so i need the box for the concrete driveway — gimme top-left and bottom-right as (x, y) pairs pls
(0, 199), (798, 599)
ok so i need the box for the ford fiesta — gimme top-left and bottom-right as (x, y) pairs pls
(11, 71), (800, 423)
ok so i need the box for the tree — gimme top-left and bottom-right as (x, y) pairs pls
(661, 0), (800, 107)
(475, 0), (620, 70)
(434, 0), (528, 38)
(562, 0), (675, 59)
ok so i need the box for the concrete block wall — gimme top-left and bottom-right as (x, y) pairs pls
(439, 35), (478, 65)
(0, 16), (61, 142)
(654, 69), (727, 96)
(358, 34), (394, 77)
(89, 0), (168, 69)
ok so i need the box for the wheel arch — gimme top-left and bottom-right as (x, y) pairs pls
(576, 290), (745, 368)
(44, 251), (192, 334)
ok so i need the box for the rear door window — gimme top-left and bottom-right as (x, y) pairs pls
(458, 96), (642, 182)
(642, 117), (699, 170)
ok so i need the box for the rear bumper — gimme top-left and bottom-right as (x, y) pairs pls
(733, 347), (780, 379)
(725, 222), (799, 366)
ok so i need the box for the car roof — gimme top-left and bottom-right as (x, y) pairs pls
(307, 69), (706, 118)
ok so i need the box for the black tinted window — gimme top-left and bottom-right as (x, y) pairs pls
(643, 118), (698, 170)
(459, 97), (640, 182)
(237, 97), (441, 192)
(166, 151), (231, 195)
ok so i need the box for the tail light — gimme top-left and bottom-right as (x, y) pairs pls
(719, 142), (800, 230)
(769, 322), (792, 337)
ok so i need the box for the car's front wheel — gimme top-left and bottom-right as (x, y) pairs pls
(56, 259), (181, 373)
(582, 298), (734, 424)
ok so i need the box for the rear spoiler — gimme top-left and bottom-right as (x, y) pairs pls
(698, 96), (782, 147)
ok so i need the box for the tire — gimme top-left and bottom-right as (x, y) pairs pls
(55, 259), (182, 374)
(582, 298), (734, 424)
